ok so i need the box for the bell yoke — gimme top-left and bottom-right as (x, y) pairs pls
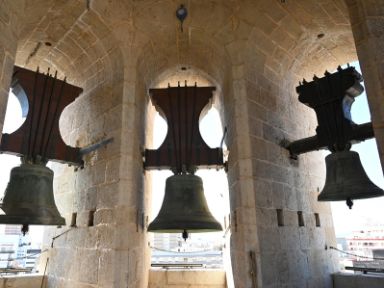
(286, 66), (384, 208)
(145, 84), (224, 240)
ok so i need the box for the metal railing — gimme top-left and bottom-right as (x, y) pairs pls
(151, 263), (203, 269)
(345, 266), (384, 274)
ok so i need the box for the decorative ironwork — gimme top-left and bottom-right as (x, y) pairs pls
(144, 83), (224, 173)
(285, 66), (384, 208)
(1, 66), (83, 165)
(286, 66), (374, 158)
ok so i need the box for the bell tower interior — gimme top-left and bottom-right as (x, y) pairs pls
(145, 66), (232, 280)
(0, 1), (384, 288)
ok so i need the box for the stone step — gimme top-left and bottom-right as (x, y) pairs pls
(149, 269), (226, 288)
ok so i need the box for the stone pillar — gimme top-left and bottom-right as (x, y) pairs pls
(225, 41), (338, 287)
(346, 0), (384, 170)
(0, 1), (23, 137)
(227, 64), (259, 288)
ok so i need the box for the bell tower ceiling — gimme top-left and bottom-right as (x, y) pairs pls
(14, 0), (356, 86)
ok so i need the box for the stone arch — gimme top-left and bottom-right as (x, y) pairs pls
(8, 3), (131, 287)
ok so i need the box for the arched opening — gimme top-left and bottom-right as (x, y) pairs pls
(328, 61), (384, 269)
(146, 67), (231, 272)
(0, 87), (44, 272)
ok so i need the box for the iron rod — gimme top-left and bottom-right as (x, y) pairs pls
(27, 67), (40, 158)
(184, 81), (188, 171)
(187, 83), (197, 172)
(167, 85), (179, 173)
(79, 137), (113, 156)
(177, 82), (182, 173)
(220, 127), (227, 149)
(31, 69), (50, 159)
(39, 71), (57, 156)
(42, 76), (66, 159)
(286, 122), (374, 157)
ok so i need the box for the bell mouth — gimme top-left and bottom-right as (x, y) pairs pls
(0, 162), (65, 226)
(148, 221), (223, 233)
(148, 174), (223, 234)
(0, 215), (65, 226)
(318, 150), (384, 204)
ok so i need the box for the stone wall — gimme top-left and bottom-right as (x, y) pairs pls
(333, 273), (384, 288)
(346, 0), (384, 173)
(0, 1), (381, 288)
(148, 270), (226, 288)
(0, 0), (24, 137)
(0, 275), (44, 288)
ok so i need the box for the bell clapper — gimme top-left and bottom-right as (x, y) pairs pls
(21, 224), (29, 236)
(346, 198), (353, 209)
(182, 229), (189, 241)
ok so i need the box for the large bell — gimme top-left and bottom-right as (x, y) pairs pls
(0, 163), (65, 226)
(318, 150), (384, 208)
(148, 174), (222, 237)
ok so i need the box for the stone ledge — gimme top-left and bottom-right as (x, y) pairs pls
(333, 272), (384, 288)
(149, 269), (226, 287)
(0, 275), (45, 288)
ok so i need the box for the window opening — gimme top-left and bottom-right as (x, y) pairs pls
(149, 80), (229, 270)
(0, 88), (43, 274)
(330, 61), (384, 271)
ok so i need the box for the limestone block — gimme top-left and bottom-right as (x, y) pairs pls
(257, 226), (281, 252)
(254, 179), (272, 208)
(77, 228), (98, 249)
(260, 252), (280, 287)
(97, 249), (114, 286)
(279, 227), (300, 252)
(97, 225), (116, 249)
(113, 224), (140, 250)
(270, 182), (285, 209)
(0, 275), (45, 288)
(78, 249), (99, 284)
(333, 273), (384, 288)
(148, 270), (226, 287)
(298, 228), (311, 250)
(97, 182), (119, 209)
(94, 208), (114, 225)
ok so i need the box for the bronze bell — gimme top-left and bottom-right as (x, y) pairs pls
(318, 150), (384, 208)
(0, 162), (65, 227)
(148, 174), (222, 239)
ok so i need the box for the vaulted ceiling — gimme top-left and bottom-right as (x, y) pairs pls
(14, 0), (357, 86)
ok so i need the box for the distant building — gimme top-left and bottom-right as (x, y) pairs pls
(347, 229), (384, 259)
(0, 225), (41, 272)
(151, 232), (224, 268)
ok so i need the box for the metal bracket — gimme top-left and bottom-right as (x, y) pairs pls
(79, 137), (113, 156)
(284, 122), (374, 158)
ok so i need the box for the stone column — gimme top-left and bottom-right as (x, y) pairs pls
(0, 1), (23, 137)
(227, 64), (260, 288)
(346, 0), (384, 170)
(224, 38), (338, 287)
